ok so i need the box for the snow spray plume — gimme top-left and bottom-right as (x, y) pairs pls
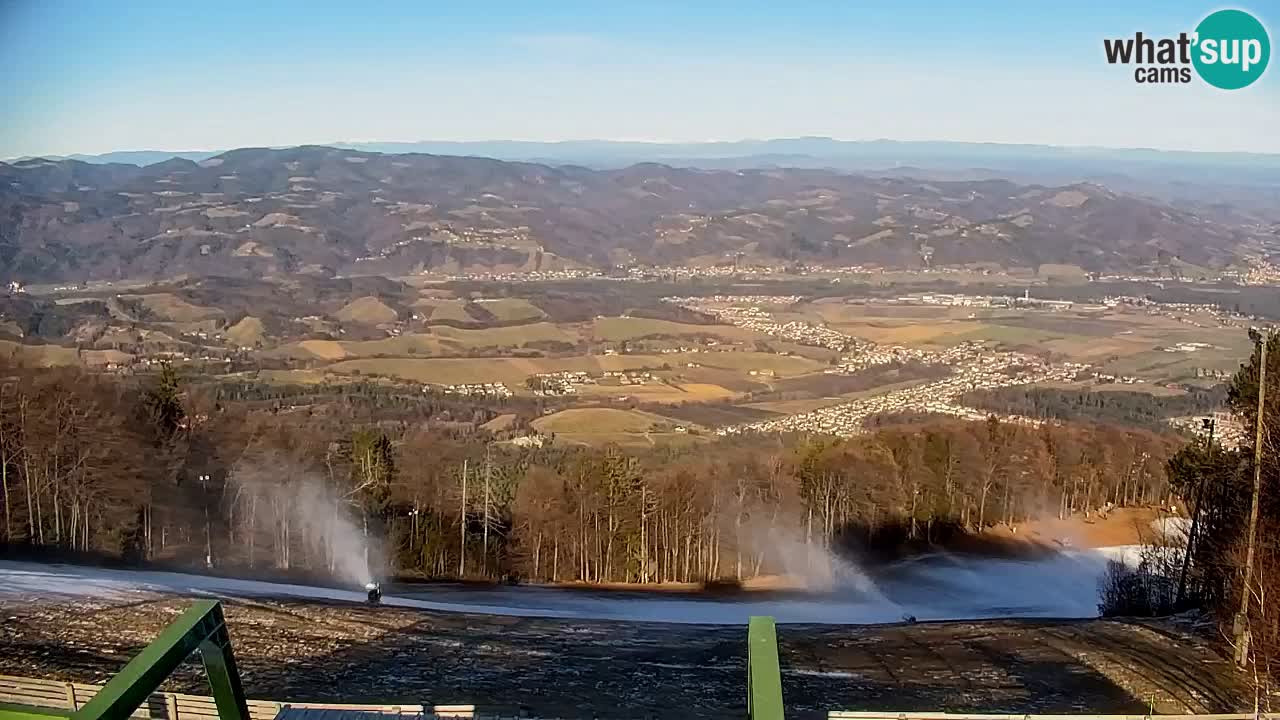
(741, 519), (887, 598)
(229, 451), (377, 587)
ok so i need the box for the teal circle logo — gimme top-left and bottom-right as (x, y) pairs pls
(1193, 9), (1270, 89)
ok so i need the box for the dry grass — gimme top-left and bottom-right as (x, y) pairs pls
(0, 341), (80, 367)
(573, 382), (736, 403)
(327, 352), (750, 386)
(225, 316), (266, 347)
(532, 408), (667, 434)
(591, 317), (759, 343)
(744, 397), (852, 414)
(81, 349), (134, 367)
(118, 293), (223, 323)
(426, 322), (578, 348)
(413, 299), (473, 323)
(295, 340), (348, 361)
(333, 296), (398, 325)
(475, 298), (546, 322)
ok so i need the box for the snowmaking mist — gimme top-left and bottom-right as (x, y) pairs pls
(229, 452), (378, 588)
(742, 521), (893, 601)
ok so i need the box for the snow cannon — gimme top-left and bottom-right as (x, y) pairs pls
(365, 581), (383, 605)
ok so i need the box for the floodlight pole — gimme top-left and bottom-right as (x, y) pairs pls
(1235, 332), (1269, 668)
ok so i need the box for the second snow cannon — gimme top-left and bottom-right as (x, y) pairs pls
(365, 581), (382, 605)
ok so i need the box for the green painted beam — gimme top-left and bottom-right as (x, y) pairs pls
(0, 702), (73, 720)
(69, 600), (248, 720)
(747, 616), (784, 720)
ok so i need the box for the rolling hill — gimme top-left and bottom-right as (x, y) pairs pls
(0, 146), (1269, 283)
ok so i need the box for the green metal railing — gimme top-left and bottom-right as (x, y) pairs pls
(748, 616), (785, 720)
(0, 600), (249, 720)
(1, 604), (786, 720)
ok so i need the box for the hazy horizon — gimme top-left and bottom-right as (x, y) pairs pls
(2, 1), (1277, 159)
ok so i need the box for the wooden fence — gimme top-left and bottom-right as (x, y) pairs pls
(6, 674), (1277, 720)
(0, 676), (474, 720)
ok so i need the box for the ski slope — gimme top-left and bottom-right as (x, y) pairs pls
(0, 546), (1138, 626)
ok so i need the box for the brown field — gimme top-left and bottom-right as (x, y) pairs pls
(549, 431), (707, 448)
(474, 298), (546, 322)
(591, 317), (760, 343)
(81, 349), (134, 367)
(427, 322), (578, 348)
(293, 340), (349, 360)
(243, 369), (332, 385)
(687, 351), (825, 376)
(224, 316), (266, 346)
(0, 340), (80, 367)
(118, 293), (223, 322)
(326, 351), (822, 387)
(651, 402), (779, 427)
(743, 397), (849, 414)
(796, 303), (1253, 385)
(574, 381), (737, 403)
(413, 299), (473, 323)
(666, 365), (770, 393)
(333, 296), (398, 324)
(531, 407), (672, 434)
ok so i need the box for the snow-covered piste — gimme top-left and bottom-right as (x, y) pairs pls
(0, 545), (1140, 625)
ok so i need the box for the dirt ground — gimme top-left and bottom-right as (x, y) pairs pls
(983, 506), (1171, 550)
(0, 595), (1248, 719)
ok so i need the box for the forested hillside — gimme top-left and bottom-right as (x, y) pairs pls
(1, 360), (1180, 584)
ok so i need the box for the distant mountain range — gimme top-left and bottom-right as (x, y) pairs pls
(1, 145), (1275, 284)
(15, 137), (1280, 185)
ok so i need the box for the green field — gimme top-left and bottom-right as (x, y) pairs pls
(327, 350), (821, 386)
(428, 322), (578, 347)
(591, 317), (761, 343)
(475, 298), (546, 322)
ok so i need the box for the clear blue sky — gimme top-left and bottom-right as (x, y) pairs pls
(1, 0), (1277, 157)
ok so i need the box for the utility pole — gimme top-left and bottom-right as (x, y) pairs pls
(1175, 417), (1214, 608)
(482, 445), (491, 575)
(1235, 332), (1269, 668)
(459, 458), (468, 579)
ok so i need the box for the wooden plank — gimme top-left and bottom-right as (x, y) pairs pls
(0, 686), (72, 696)
(0, 678), (71, 689)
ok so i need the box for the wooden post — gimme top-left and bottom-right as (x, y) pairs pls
(64, 682), (78, 711)
(165, 693), (178, 720)
(1236, 332), (1268, 667)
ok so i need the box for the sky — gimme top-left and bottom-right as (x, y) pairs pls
(1, 0), (1278, 158)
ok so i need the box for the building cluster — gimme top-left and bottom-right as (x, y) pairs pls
(1168, 412), (1248, 450)
(664, 294), (801, 306)
(439, 382), (513, 398)
(1241, 261), (1280, 286)
(1163, 342), (1214, 353)
(603, 369), (656, 385)
(664, 297), (864, 351)
(625, 265), (779, 281)
(831, 340), (1042, 374)
(1101, 296), (1251, 328)
(444, 268), (602, 282)
(1089, 372), (1145, 385)
(528, 370), (594, 396)
(884, 291), (1072, 310)
(722, 349), (1078, 438)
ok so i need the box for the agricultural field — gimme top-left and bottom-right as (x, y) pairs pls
(793, 299), (1253, 383)
(473, 298), (546, 322)
(4, 273), (1260, 448)
(325, 350), (818, 388)
(590, 316), (762, 343)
